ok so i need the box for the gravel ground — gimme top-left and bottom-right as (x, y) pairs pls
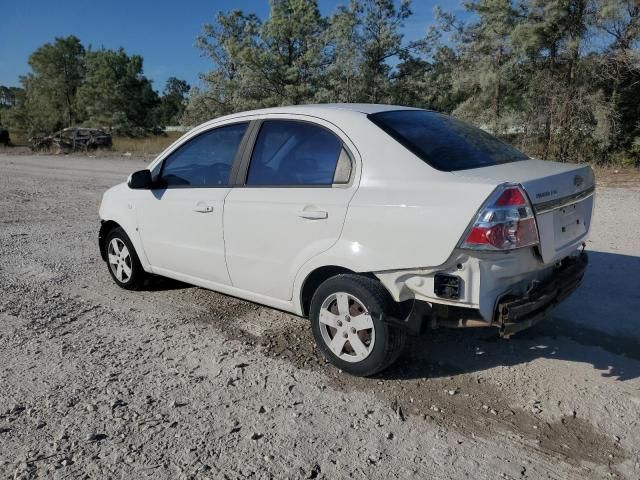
(0, 154), (639, 480)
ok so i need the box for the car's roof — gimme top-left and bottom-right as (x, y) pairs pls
(225, 103), (422, 118)
(200, 104), (424, 130)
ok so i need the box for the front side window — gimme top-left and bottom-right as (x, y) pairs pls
(160, 122), (248, 187)
(246, 120), (343, 186)
(369, 110), (528, 172)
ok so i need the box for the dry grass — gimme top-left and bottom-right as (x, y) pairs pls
(112, 132), (184, 155)
(593, 166), (640, 189)
(5, 131), (29, 146)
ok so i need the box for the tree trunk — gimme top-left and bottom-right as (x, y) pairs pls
(494, 45), (503, 134)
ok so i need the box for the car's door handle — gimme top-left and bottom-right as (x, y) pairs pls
(194, 204), (214, 213)
(297, 210), (328, 220)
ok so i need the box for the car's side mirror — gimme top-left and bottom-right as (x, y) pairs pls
(128, 170), (153, 189)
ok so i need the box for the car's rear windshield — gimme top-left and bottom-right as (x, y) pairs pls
(368, 110), (528, 172)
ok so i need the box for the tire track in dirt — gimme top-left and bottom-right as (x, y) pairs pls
(190, 292), (626, 472)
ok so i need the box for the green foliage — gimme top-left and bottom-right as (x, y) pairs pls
(6, 36), (84, 135)
(315, 2), (361, 102)
(253, 0), (328, 104)
(188, 0), (638, 164)
(3, 1), (638, 164)
(76, 48), (159, 134)
(152, 77), (190, 126)
(4, 38), (189, 137)
(185, 0), (330, 121)
(357, 0), (411, 102)
(187, 0), (412, 123)
(0, 86), (23, 127)
(183, 10), (261, 123)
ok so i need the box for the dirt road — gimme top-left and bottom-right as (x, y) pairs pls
(1, 154), (639, 479)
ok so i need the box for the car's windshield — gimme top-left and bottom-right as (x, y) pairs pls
(369, 110), (528, 172)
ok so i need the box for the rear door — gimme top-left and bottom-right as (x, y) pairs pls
(223, 118), (358, 300)
(136, 122), (249, 284)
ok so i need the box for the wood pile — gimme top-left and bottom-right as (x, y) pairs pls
(31, 127), (112, 153)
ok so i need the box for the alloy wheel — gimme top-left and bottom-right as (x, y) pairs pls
(107, 238), (133, 283)
(318, 292), (375, 363)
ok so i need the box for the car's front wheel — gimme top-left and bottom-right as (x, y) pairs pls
(310, 274), (406, 377)
(105, 227), (145, 290)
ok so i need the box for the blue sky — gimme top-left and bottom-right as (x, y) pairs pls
(0, 0), (466, 92)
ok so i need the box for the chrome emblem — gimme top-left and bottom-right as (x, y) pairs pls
(574, 175), (584, 188)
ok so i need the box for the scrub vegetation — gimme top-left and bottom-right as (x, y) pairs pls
(0, 0), (638, 165)
(0, 44), (190, 139)
(111, 132), (183, 156)
(187, 0), (640, 166)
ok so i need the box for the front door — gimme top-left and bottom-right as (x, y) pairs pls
(136, 122), (249, 285)
(224, 119), (357, 300)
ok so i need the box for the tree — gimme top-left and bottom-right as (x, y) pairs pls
(358, 0), (411, 103)
(190, 0), (412, 120)
(320, 0), (411, 104)
(76, 48), (158, 133)
(8, 37), (162, 136)
(9, 36), (85, 134)
(392, 11), (467, 111)
(594, 0), (640, 158)
(187, 0), (329, 124)
(509, 0), (613, 161)
(316, 2), (362, 103)
(186, 0), (638, 164)
(0, 86), (23, 127)
(185, 9), (261, 122)
(153, 77), (190, 126)
(450, 0), (524, 133)
(247, 0), (329, 105)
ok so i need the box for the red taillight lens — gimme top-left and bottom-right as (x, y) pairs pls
(494, 187), (526, 206)
(460, 185), (539, 251)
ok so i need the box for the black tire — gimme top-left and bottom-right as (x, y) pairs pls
(104, 226), (146, 290)
(310, 274), (406, 377)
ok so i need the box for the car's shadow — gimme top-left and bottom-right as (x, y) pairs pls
(140, 250), (640, 381)
(143, 275), (191, 291)
(380, 250), (640, 382)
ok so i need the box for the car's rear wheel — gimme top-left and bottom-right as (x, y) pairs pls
(105, 227), (145, 290)
(310, 274), (406, 377)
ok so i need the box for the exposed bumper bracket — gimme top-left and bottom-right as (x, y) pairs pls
(496, 252), (588, 337)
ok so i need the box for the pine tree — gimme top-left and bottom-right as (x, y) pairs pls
(11, 36), (85, 134)
(76, 48), (158, 133)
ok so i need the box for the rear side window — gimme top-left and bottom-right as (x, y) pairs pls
(160, 122), (248, 187)
(246, 120), (343, 186)
(369, 110), (528, 172)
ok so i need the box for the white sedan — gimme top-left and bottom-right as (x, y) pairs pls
(98, 104), (594, 376)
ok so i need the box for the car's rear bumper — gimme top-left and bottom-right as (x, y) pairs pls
(383, 251), (588, 336)
(494, 252), (588, 337)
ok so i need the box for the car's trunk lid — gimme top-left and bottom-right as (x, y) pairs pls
(454, 159), (595, 264)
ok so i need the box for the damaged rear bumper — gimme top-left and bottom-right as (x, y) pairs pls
(395, 252), (588, 336)
(495, 252), (588, 337)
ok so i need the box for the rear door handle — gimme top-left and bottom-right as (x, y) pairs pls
(297, 210), (328, 220)
(194, 203), (214, 213)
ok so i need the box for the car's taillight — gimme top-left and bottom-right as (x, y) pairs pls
(460, 185), (539, 251)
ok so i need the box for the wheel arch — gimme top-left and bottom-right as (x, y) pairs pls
(98, 219), (150, 272)
(98, 220), (122, 261)
(299, 265), (384, 317)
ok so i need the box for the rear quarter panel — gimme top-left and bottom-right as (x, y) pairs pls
(292, 115), (499, 311)
(335, 177), (497, 271)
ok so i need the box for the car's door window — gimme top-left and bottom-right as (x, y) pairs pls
(246, 120), (344, 186)
(160, 122), (248, 187)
